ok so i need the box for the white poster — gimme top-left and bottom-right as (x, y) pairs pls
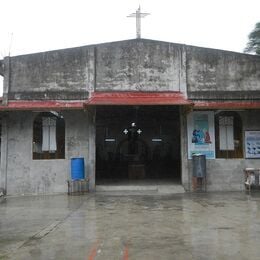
(245, 131), (260, 158)
(187, 111), (215, 159)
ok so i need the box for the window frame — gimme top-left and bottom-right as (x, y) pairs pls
(215, 111), (243, 159)
(32, 112), (65, 160)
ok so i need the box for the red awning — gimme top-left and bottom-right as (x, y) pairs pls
(87, 92), (192, 105)
(194, 101), (260, 109)
(1, 95), (259, 111)
(0, 100), (85, 111)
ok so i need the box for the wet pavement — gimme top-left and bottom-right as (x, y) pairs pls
(1, 192), (260, 259)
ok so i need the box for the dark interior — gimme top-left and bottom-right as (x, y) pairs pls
(96, 106), (181, 183)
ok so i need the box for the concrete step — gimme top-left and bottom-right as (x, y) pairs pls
(157, 185), (186, 194)
(96, 184), (185, 194)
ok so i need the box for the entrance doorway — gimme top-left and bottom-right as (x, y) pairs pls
(96, 106), (181, 184)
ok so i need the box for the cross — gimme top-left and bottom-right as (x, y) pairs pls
(127, 6), (150, 39)
(137, 129), (142, 135)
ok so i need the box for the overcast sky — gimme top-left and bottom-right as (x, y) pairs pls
(0, 0), (259, 58)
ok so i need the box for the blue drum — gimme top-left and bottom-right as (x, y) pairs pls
(71, 157), (85, 180)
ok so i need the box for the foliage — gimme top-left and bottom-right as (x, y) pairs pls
(244, 22), (260, 55)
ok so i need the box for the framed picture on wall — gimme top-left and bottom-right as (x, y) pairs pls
(245, 131), (260, 159)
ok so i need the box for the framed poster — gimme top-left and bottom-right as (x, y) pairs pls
(187, 111), (215, 159)
(245, 131), (260, 158)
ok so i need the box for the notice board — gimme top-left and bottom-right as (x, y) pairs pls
(245, 131), (260, 158)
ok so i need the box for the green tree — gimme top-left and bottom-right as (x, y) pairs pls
(244, 22), (260, 55)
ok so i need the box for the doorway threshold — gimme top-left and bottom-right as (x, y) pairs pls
(95, 179), (185, 194)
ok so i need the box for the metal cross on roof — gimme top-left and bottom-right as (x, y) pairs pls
(127, 5), (150, 39)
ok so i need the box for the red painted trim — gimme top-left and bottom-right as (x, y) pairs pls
(0, 101), (85, 111)
(87, 91), (192, 105)
(1, 95), (259, 111)
(194, 101), (260, 109)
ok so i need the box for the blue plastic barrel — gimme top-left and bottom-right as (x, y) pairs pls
(71, 157), (85, 180)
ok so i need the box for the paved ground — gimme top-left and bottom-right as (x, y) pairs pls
(1, 192), (260, 259)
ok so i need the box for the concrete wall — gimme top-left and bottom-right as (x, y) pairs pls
(1, 39), (260, 194)
(0, 60), (3, 76)
(4, 39), (260, 101)
(186, 46), (260, 100)
(95, 40), (186, 92)
(8, 47), (95, 100)
(2, 110), (94, 195)
(187, 158), (260, 192)
(180, 107), (190, 191)
(3, 39), (188, 101)
(186, 110), (260, 191)
(3, 108), (260, 194)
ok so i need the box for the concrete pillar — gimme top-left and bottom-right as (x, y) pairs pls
(0, 116), (8, 194)
(88, 107), (96, 192)
(179, 46), (187, 95)
(0, 60), (4, 76)
(3, 57), (11, 105)
(86, 46), (95, 96)
(180, 107), (190, 191)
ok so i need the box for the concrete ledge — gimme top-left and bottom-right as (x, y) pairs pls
(158, 185), (186, 194)
(96, 184), (186, 194)
(96, 185), (158, 192)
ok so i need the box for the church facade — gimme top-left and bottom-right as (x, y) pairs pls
(0, 38), (260, 195)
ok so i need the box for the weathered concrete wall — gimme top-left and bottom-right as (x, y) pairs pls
(4, 110), (92, 195)
(180, 107), (190, 191)
(187, 159), (244, 191)
(186, 46), (260, 100)
(8, 47), (95, 100)
(0, 116), (8, 194)
(0, 60), (3, 76)
(188, 158), (260, 191)
(3, 108), (260, 194)
(2, 57), (11, 105)
(186, 110), (260, 191)
(6, 39), (260, 101)
(94, 39), (186, 92)
(2, 39), (260, 194)
(6, 39), (188, 99)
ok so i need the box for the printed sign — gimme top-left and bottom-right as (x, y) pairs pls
(187, 111), (215, 159)
(245, 131), (260, 158)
